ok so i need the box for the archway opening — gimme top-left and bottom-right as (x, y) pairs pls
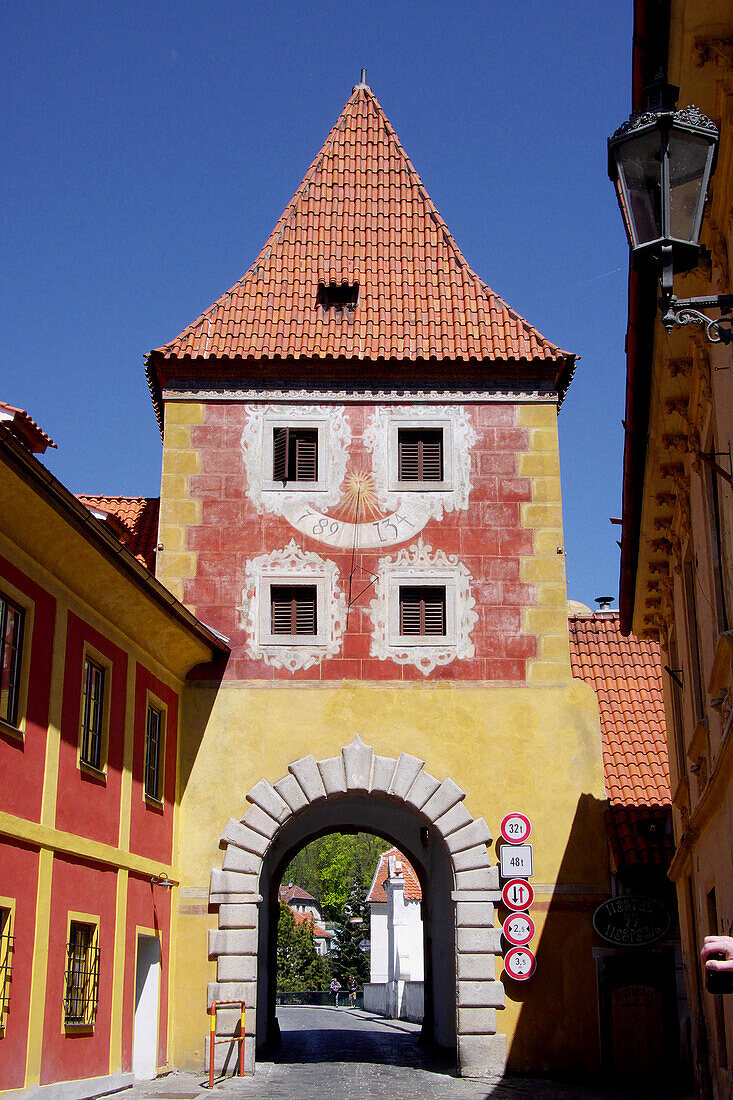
(258, 795), (457, 1070)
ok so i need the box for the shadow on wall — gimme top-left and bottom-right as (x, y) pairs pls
(502, 792), (609, 1081)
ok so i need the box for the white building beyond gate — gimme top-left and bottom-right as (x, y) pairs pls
(365, 848), (425, 1022)
(207, 735), (506, 1077)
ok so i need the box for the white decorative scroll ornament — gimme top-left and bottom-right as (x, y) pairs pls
(240, 404), (351, 516)
(364, 405), (477, 520)
(366, 539), (479, 676)
(239, 541), (347, 672)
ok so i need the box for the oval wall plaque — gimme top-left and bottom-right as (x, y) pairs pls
(592, 895), (669, 947)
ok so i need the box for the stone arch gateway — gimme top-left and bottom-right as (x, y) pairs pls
(207, 735), (507, 1078)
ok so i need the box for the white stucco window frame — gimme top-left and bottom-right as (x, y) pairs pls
(387, 416), (454, 493)
(261, 415), (330, 494)
(388, 574), (457, 648)
(258, 574), (329, 647)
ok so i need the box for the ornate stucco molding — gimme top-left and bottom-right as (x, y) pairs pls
(239, 541), (347, 671)
(365, 539), (479, 676)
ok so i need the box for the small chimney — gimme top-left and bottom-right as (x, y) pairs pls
(595, 596), (614, 612)
(353, 68), (369, 92)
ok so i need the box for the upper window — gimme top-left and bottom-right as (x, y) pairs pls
(0, 593), (24, 728)
(0, 906), (13, 1031)
(399, 586), (446, 637)
(273, 427), (318, 484)
(144, 704), (164, 802)
(270, 585), (317, 637)
(64, 921), (99, 1027)
(397, 429), (444, 484)
(80, 658), (105, 771)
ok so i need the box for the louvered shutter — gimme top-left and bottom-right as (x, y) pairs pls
(399, 586), (445, 636)
(270, 586), (317, 635)
(294, 432), (318, 481)
(273, 427), (289, 481)
(398, 430), (443, 482)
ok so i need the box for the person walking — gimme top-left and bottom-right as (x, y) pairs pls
(330, 977), (341, 1007)
(347, 974), (357, 1008)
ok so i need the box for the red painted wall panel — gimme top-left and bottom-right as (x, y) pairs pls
(39, 855), (117, 1086)
(55, 613), (126, 846)
(0, 555), (55, 822)
(0, 840), (39, 1091)
(184, 402), (539, 682)
(120, 872), (171, 1074)
(128, 666), (178, 864)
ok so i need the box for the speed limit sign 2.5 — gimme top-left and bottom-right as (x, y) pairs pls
(504, 946), (536, 981)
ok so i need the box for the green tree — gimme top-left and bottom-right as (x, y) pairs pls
(284, 832), (390, 920)
(330, 872), (370, 986)
(276, 904), (329, 992)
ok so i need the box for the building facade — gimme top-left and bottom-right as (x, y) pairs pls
(0, 408), (226, 1097)
(146, 77), (610, 1080)
(617, 2), (733, 1096)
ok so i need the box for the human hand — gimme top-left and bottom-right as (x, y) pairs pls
(701, 935), (733, 972)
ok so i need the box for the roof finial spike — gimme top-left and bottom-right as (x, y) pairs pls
(353, 68), (370, 93)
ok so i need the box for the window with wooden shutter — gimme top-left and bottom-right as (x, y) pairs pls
(144, 704), (164, 802)
(0, 592), (24, 728)
(270, 586), (317, 636)
(272, 428), (318, 483)
(80, 658), (105, 770)
(397, 429), (443, 482)
(399, 586), (446, 636)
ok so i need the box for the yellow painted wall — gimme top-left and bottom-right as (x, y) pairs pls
(171, 675), (609, 1072)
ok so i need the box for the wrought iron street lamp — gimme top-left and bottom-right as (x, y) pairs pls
(608, 81), (733, 343)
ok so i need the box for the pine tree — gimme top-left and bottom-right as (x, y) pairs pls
(330, 871), (370, 986)
(276, 904), (329, 992)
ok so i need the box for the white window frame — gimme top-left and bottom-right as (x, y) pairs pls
(262, 415), (330, 494)
(388, 575), (457, 647)
(258, 575), (329, 647)
(387, 417), (453, 493)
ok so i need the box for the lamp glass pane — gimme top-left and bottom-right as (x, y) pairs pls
(668, 131), (712, 244)
(615, 129), (663, 247)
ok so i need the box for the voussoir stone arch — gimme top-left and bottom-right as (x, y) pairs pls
(207, 735), (506, 1078)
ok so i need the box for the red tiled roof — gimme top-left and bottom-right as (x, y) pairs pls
(291, 910), (331, 939)
(279, 884), (317, 904)
(76, 496), (159, 572)
(152, 83), (572, 378)
(568, 612), (673, 868)
(367, 847), (422, 903)
(0, 401), (56, 453)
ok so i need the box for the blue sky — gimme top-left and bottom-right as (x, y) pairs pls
(2, 1), (634, 609)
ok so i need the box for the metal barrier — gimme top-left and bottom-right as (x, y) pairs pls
(207, 999), (245, 1087)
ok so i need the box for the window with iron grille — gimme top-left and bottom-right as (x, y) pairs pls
(399, 586), (446, 637)
(272, 428), (318, 483)
(0, 908), (13, 1030)
(270, 586), (317, 636)
(64, 922), (99, 1026)
(80, 658), (105, 770)
(397, 429), (443, 483)
(0, 593), (24, 728)
(144, 704), (163, 801)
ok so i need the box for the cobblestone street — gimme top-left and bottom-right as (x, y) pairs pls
(122, 1007), (691, 1100)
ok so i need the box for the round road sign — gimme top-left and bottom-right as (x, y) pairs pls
(502, 878), (535, 911)
(500, 812), (532, 845)
(504, 946), (536, 981)
(502, 912), (536, 947)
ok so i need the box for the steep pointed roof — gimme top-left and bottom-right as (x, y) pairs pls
(149, 81), (572, 396)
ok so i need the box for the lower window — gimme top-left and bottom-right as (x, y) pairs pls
(144, 704), (164, 802)
(270, 585), (317, 636)
(64, 921), (99, 1026)
(399, 586), (446, 637)
(0, 907), (13, 1031)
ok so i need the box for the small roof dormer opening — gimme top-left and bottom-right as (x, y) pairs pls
(317, 281), (359, 312)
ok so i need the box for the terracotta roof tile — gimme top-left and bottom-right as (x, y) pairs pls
(568, 612), (673, 869)
(291, 910), (331, 939)
(152, 84), (572, 377)
(279, 884), (317, 904)
(367, 847), (422, 903)
(76, 495), (159, 572)
(0, 400), (56, 453)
